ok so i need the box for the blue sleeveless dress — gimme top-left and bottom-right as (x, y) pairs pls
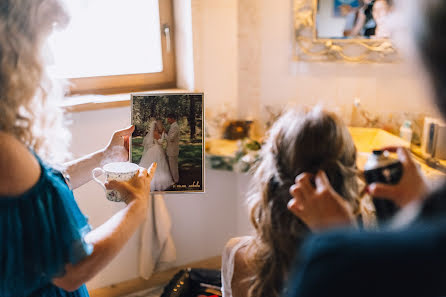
(0, 154), (93, 297)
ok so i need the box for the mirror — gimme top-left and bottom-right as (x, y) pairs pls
(316, 0), (394, 39)
(293, 0), (398, 63)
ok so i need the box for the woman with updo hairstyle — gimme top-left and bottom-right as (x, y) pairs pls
(221, 107), (373, 297)
(0, 1), (156, 296)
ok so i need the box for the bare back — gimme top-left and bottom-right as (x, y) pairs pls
(222, 236), (255, 297)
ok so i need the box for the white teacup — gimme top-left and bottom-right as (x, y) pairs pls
(92, 162), (140, 202)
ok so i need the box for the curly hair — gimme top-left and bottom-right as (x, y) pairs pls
(0, 0), (70, 163)
(246, 107), (359, 297)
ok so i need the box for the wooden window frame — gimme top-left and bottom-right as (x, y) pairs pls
(67, 0), (176, 95)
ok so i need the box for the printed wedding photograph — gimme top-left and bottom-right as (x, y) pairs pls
(131, 93), (204, 193)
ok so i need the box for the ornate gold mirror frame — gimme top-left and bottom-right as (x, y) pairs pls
(293, 0), (399, 63)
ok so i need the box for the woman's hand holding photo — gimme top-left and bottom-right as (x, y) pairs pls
(102, 126), (135, 163)
(63, 126), (135, 190)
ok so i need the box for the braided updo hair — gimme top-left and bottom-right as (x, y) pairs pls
(246, 107), (359, 297)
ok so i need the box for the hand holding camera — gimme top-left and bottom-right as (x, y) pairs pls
(366, 147), (429, 211)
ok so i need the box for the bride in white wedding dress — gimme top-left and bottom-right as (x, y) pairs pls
(139, 118), (174, 191)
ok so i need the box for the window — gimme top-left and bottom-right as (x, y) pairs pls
(49, 0), (176, 95)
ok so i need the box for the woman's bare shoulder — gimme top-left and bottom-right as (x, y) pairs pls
(0, 132), (41, 197)
(234, 237), (254, 268)
(224, 236), (253, 256)
(228, 237), (255, 297)
(223, 236), (254, 275)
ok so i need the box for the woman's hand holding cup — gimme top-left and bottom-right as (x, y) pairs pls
(105, 163), (157, 209)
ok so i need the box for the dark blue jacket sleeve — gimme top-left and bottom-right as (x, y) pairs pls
(285, 221), (446, 297)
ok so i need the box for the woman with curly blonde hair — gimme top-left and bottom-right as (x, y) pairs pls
(0, 1), (157, 296)
(222, 107), (373, 297)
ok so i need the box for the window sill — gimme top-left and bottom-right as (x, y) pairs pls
(61, 88), (189, 113)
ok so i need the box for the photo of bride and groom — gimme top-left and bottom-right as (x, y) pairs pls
(131, 94), (204, 193)
(139, 114), (179, 191)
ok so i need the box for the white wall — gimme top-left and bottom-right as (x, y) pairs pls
(174, 0), (194, 90)
(191, 0), (239, 111)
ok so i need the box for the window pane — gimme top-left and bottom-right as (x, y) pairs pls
(48, 0), (163, 78)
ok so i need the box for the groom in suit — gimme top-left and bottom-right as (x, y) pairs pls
(166, 114), (180, 183)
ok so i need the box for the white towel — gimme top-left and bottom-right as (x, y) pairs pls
(139, 193), (176, 280)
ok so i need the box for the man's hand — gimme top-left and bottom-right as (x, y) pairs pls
(368, 147), (429, 208)
(288, 171), (357, 232)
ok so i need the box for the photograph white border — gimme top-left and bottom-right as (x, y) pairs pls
(130, 92), (205, 194)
